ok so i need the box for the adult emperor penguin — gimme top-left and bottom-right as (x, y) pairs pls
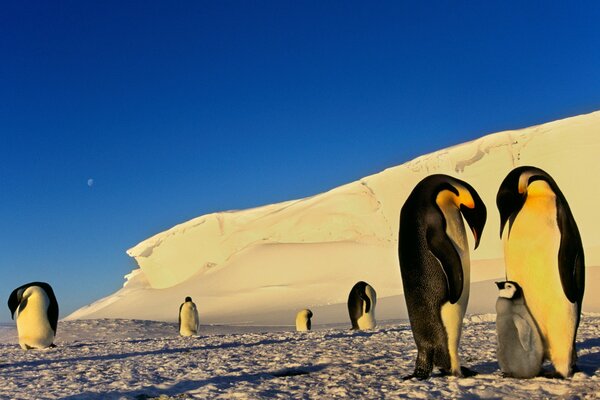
(497, 166), (584, 378)
(399, 174), (486, 379)
(496, 281), (544, 378)
(178, 296), (200, 336)
(347, 281), (377, 330)
(295, 309), (313, 331)
(7, 282), (59, 349)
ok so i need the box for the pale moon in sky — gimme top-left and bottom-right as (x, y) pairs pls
(87, 178), (94, 187)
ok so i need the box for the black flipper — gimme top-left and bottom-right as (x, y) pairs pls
(178, 303), (183, 331)
(557, 201), (585, 305)
(359, 289), (371, 314)
(426, 226), (463, 304)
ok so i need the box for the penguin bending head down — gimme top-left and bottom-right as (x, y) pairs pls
(495, 281), (544, 378)
(347, 281), (377, 330)
(7, 282), (59, 350)
(497, 166), (584, 378)
(399, 174), (486, 379)
(295, 309), (313, 331)
(179, 296), (200, 337)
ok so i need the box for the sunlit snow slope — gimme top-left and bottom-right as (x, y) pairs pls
(68, 111), (600, 324)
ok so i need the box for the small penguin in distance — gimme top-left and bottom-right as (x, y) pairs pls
(496, 281), (544, 378)
(295, 309), (313, 331)
(8, 282), (59, 349)
(347, 281), (377, 330)
(497, 166), (584, 377)
(399, 174), (486, 379)
(178, 296), (200, 336)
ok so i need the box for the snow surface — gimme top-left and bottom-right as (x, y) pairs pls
(68, 111), (600, 324)
(0, 316), (599, 399)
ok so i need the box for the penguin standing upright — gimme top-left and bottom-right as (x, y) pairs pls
(399, 175), (486, 379)
(497, 166), (584, 378)
(347, 281), (377, 330)
(495, 281), (544, 378)
(178, 296), (200, 336)
(7, 282), (59, 349)
(295, 309), (313, 331)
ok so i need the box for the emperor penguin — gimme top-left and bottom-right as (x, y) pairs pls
(347, 281), (377, 330)
(295, 309), (313, 331)
(7, 282), (59, 349)
(497, 166), (584, 378)
(495, 281), (544, 378)
(178, 296), (200, 336)
(399, 174), (486, 379)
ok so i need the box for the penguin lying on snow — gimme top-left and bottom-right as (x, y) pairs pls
(347, 281), (377, 330)
(497, 166), (584, 378)
(8, 282), (59, 349)
(496, 281), (544, 378)
(295, 309), (313, 331)
(179, 296), (200, 336)
(399, 174), (486, 379)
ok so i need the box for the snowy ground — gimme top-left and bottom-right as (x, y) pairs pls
(0, 315), (599, 399)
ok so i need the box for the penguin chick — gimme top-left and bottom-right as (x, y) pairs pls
(496, 281), (544, 378)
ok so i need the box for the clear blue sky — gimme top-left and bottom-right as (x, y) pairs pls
(1, 1), (600, 321)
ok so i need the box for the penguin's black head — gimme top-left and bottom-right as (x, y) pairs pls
(451, 180), (487, 249)
(185, 296), (192, 302)
(7, 288), (25, 319)
(495, 280), (522, 299)
(7, 281), (54, 319)
(307, 309), (313, 318)
(458, 193), (486, 249)
(497, 166), (554, 238)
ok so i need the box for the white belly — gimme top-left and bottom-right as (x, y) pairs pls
(357, 309), (376, 330)
(439, 206), (470, 374)
(16, 298), (54, 349)
(504, 195), (577, 376)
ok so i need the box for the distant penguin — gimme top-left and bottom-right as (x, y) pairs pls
(295, 309), (313, 331)
(7, 282), (59, 349)
(178, 296), (200, 336)
(497, 166), (584, 378)
(348, 281), (377, 330)
(496, 281), (544, 378)
(399, 175), (486, 379)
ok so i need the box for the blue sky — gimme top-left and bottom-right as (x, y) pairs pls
(1, 1), (600, 321)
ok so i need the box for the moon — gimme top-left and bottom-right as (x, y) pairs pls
(87, 178), (94, 187)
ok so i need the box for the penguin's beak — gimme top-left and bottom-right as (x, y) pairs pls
(495, 281), (504, 289)
(460, 202), (486, 249)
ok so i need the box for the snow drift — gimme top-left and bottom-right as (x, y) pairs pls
(67, 111), (600, 323)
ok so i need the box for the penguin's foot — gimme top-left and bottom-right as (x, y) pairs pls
(403, 368), (431, 380)
(542, 370), (566, 379)
(460, 366), (478, 377)
(438, 367), (477, 378)
(49, 343), (57, 348)
(571, 364), (580, 374)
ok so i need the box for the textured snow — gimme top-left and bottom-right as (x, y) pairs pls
(0, 316), (598, 399)
(68, 111), (600, 324)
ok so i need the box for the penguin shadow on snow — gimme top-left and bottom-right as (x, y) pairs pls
(59, 364), (330, 400)
(323, 325), (410, 340)
(575, 337), (600, 375)
(0, 337), (297, 371)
